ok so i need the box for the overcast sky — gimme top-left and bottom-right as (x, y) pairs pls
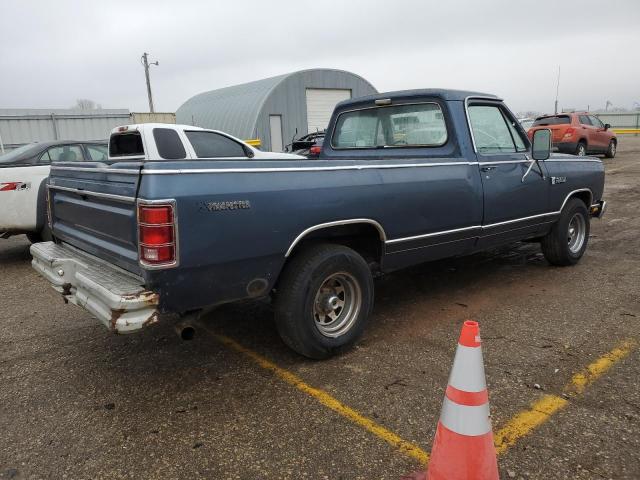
(1, 0), (639, 115)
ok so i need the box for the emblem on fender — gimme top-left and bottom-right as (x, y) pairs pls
(550, 176), (567, 185)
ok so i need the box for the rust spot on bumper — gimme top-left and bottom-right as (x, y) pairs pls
(110, 308), (126, 330)
(121, 291), (160, 305)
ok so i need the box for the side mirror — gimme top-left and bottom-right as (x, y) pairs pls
(531, 128), (551, 161)
(604, 123), (611, 130)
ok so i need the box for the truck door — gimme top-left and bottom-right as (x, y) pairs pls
(467, 101), (550, 248)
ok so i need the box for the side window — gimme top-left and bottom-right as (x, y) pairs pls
(185, 131), (246, 158)
(468, 105), (517, 154)
(153, 128), (186, 160)
(86, 144), (108, 161)
(332, 103), (448, 149)
(505, 116), (527, 152)
(39, 150), (51, 164)
(48, 145), (84, 162)
(589, 116), (603, 128)
(579, 115), (591, 126)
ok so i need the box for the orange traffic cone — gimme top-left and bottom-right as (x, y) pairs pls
(427, 320), (498, 480)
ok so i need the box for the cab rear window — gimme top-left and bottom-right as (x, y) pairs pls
(332, 103), (448, 149)
(533, 115), (571, 126)
(109, 132), (144, 157)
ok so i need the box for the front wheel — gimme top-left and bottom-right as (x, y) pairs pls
(541, 198), (590, 266)
(274, 244), (374, 359)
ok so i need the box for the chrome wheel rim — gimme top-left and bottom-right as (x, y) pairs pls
(610, 142), (616, 156)
(567, 213), (586, 254)
(578, 144), (586, 156)
(313, 272), (362, 338)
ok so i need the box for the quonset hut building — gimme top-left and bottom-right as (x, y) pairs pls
(176, 69), (377, 152)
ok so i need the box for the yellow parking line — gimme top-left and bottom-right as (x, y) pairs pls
(207, 326), (635, 464)
(212, 333), (430, 464)
(494, 339), (636, 454)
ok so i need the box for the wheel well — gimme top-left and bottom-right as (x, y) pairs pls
(569, 190), (592, 209)
(286, 223), (384, 271)
(578, 138), (587, 145)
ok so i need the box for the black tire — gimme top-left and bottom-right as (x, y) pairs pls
(274, 244), (374, 359)
(25, 226), (52, 244)
(605, 140), (617, 158)
(541, 198), (590, 266)
(575, 141), (587, 156)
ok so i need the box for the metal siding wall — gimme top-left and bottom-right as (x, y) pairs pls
(257, 70), (377, 152)
(0, 109), (130, 150)
(593, 112), (640, 128)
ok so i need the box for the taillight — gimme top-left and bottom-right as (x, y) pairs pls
(137, 202), (177, 267)
(563, 127), (575, 138)
(309, 145), (322, 156)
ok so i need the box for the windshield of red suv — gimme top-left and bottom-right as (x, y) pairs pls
(533, 115), (571, 126)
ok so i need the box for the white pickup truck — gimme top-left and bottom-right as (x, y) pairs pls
(2, 125), (297, 243)
(104, 123), (304, 161)
(0, 140), (107, 242)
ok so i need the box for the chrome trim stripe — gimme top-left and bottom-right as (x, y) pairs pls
(385, 189), (593, 244)
(51, 166), (140, 174)
(481, 211), (558, 229)
(545, 159), (602, 163)
(559, 188), (592, 211)
(285, 219), (387, 257)
(48, 185), (136, 204)
(385, 225), (481, 244)
(141, 162), (477, 175)
(478, 160), (530, 166)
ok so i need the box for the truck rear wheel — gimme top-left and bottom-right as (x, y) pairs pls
(274, 244), (374, 359)
(541, 198), (590, 266)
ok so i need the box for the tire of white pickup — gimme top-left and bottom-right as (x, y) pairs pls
(274, 243), (374, 359)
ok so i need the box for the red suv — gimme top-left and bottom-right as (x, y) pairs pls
(528, 113), (617, 158)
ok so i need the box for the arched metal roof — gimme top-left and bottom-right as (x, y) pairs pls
(176, 69), (377, 140)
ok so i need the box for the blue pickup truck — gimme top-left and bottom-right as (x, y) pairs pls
(30, 89), (606, 359)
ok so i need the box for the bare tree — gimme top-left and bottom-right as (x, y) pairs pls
(74, 99), (102, 110)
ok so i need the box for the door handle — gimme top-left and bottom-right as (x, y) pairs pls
(480, 166), (496, 172)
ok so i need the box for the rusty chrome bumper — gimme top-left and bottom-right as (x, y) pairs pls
(30, 241), (159, 333)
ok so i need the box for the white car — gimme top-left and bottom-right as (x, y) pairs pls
(0, 141), (107, 242)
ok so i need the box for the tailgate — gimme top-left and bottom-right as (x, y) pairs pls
(48, 162), (143, 274)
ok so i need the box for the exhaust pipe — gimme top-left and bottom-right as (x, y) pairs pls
(174, 320), (196, 341)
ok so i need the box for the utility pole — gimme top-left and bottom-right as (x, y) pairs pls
(141, 52), (159, 113)
(554, 66), (560, 114)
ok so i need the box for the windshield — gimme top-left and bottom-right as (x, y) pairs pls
(0, 143), (38, 164)
(533, 115), (571, 126)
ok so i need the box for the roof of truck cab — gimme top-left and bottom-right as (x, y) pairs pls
(335, 89), (500, 109)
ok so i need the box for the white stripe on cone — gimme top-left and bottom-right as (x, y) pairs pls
(448, 344), (487, 392)
(439, 397), (492, 436)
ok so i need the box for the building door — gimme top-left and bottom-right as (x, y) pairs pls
(269, 115), (284, 152)
(305, 88), (351, 133)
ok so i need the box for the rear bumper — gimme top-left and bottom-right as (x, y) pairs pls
(552, 141), (578, 154)
(30, 241), (159, 333)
